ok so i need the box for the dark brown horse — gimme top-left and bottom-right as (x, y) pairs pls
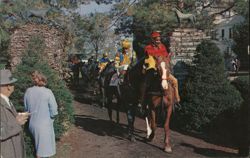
(146, 55), (175, 153)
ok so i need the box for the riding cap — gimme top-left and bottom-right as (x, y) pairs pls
(151, 31), (161, 38)
(121, 39), (131, 49)
(103, 52), (108, 57)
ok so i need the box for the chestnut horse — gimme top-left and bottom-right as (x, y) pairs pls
(146, 56), (175, 153)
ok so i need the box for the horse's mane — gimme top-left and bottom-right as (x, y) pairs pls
(123, 56), (145, 87)
(129, 56), (145, 71)
(100, 61), (116, 77)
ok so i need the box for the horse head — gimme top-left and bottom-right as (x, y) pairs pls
(156, 56), (171, 90)
(121, 57), (145, 88)
(100, 61), (116, 77)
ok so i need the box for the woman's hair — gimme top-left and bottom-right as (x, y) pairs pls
(31, 71), (47, 86)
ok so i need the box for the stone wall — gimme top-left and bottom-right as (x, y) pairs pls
(8, 23), (70, 79)
(169, 28), (211, 90)
(170, 28), (211, 65)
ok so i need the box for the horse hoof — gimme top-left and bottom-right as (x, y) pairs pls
(164, 147), (172, 153)
(128, 135), (136, 142)
(147, 132), (155, 142)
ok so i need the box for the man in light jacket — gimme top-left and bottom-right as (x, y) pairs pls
(0, 69), (29, 158)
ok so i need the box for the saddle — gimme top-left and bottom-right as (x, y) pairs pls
(145, 55), (171, 96)
(147, 71), (164, 96)
(109, 73), (119, 86)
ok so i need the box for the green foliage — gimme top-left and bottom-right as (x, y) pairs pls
(175, 40), (243, 132)
(234, 0), (249, 19)
(11, 36), (74, 157)
(209, 76), (249, 146)
(232, 76), (249, 101)
(232, 21), (249, 70)
(73, 13), (112, 58)
(133, 2), (176, 38)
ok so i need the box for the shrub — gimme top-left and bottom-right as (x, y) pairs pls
(11, 36), (74, 157)
(232, 76), (250, 155)
(174, 40), (243, 132)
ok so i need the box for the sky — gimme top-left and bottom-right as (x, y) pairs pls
(76, 1), (114, 16)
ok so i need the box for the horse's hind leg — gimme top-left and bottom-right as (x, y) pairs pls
(101, 87), (106, 108)
(148, 106), (156, 141)
(116, 89), (121, 124)
(127, 104), (136, 142)
(116, 105), (120, 124)
(106, 92), (113, 122)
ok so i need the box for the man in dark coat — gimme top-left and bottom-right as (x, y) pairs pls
(0, 69), (29, 158)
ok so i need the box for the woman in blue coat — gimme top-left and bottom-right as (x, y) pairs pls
(24, 71), (58, 158)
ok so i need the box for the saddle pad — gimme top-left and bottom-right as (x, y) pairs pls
(147, 74), (163, 95)
(109, 73), (119, 86)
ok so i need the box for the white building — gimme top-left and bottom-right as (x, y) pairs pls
(212, 11), (245, 55)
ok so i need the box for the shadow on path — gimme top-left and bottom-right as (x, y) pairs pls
(74, 114), (165, 151)
(181, 143), (238, 157)
(74, 114), (143, 139)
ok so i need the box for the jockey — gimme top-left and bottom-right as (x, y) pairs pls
(118, 39), (137, 69)
(88, 55), (95, 64)
(98, 53), (110, 73)
(114, 52), (121, 68)
(139, 31), (181, 107)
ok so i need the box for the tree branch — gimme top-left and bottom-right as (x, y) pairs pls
(211, 2), (235, 16)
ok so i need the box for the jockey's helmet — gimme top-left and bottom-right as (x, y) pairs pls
(103, 52), (108, 57)
(151, 31), (161, 38)
(121, 39), (131, 49)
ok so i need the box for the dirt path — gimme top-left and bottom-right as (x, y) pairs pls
(54, 87), (238, 158)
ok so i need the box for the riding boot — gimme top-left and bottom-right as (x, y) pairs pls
(168, 74), (180, 103)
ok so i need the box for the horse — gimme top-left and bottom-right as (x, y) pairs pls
(112, 55), (175, 149)
(145, 56), (175, 153)
(172, 7), (196, 26)
(98, 61), (122, 123)
(118, 58), (145, 141)
(87, 61), (99, 88)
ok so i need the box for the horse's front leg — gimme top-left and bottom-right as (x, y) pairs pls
(144, 105), (152, 139)
(127, 104), (136, 142)
(148, 105), (156, 142)
(116, 86), (121, 124)
(145, 116), (152, 139)
(106, 89), (113, 122)
(164, 98), (173, 153)
(101, 87), (106, 108)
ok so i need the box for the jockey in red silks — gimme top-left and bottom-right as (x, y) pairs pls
(139, 31), (180, 109)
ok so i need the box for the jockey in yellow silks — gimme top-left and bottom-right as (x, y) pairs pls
(98, 53), (110, 73)
(118, 39), (137, 68)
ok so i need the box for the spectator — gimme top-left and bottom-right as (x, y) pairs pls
(24, 71), (58, 158)
(0, 69), (29, 158)
(231, 57), (240, 73)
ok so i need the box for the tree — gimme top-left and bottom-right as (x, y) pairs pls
(175, 40), (242, 132)
(232, 0), (249, 70)
(232, 76), (250, 157)
(73, 13), (113, 59)
(131, 1), (177, 58)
